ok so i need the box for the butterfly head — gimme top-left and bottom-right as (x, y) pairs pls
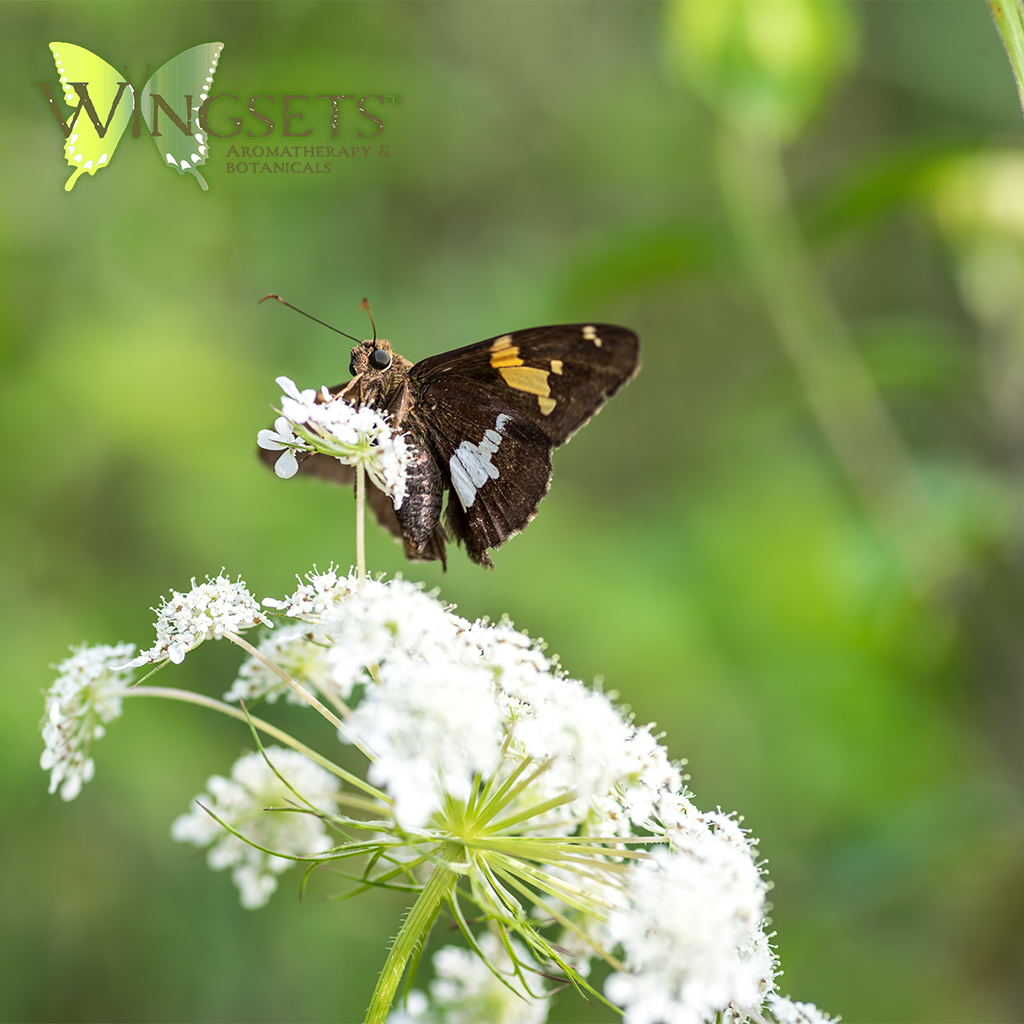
(348, 340), (412, 407)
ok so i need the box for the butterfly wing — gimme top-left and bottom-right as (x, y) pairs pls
(410, 323), (640, 446)
(141, 43), (224, 190)
(49, 43), (133, 192)
(409, 323), (639, 565)
(404, 377), (552, 567)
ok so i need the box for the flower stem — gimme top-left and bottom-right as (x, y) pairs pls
(363, 846), (462, 1024)
(356, 461), (367, 581)
(222, 630), (378, 764)
(118, 686), (387, 800)
(990, 0), (1024, 121)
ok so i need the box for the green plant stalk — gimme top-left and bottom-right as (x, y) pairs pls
(715, 120), (956, 592)
(120, 686), (384, 798)
(990, 0), (1024, 121)
(356, 461), (367, 581)
(363, 847), (461, 1024)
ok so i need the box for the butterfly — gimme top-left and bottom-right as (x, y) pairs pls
(43, 42), (223, 191)
(261, 307), (640, 568)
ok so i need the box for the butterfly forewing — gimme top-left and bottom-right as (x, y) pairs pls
(141, 43), (224, 191)
(49, 43), (134, 192)
(411, 323), (640, 445)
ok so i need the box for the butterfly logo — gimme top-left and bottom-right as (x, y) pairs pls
(38, 42), (224, 191)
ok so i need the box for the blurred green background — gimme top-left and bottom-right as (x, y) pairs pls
(3, 1), (1024, 1021)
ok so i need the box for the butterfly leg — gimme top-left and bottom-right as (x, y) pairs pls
(388, 379), (413, 429)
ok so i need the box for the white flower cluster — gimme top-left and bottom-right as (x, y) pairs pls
(258, 376), (411, 507)
(606, 807), (773, 1024)
(390, 934), (549, 1024)
(126, 573), (268, 667)
(171, 747), (339, 908)
(251, 568), (788, 1022)
(45, 567), (836, 1024)
(40, 643), (136, 801)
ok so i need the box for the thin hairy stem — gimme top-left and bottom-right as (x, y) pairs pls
(991, 0), (1024, 120)
(118, 686), (387, 800)
(222, 630), (378, 764)
(356, 461), (367, 581)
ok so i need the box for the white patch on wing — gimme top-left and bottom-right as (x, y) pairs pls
(449, 415), (510, 510)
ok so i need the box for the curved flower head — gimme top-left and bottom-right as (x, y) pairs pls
(126, 572), (268, 668)
(171, 747), (339, 908)
(41, 642), (136, 801)
(259, 376), (411, 507)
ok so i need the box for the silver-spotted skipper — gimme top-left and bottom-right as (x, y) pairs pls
(261, 299), (640, 568)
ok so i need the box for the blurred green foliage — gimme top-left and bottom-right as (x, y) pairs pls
(2, 2), (1024, 1022)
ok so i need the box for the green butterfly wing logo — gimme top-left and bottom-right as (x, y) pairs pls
(49, 43), (134, 191)
(141, 43), (222, 190)
(46, 42), (224, 192)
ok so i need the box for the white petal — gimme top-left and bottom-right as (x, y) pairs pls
(280, 396), (311, 424)
(275, 375), (302, 400)
(257, 429), (285, 451)
(275, 451), (299, 479)
(117, 655), (151, 670)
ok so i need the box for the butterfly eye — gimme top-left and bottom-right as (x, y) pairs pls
(349, 356), (357, 376)
(369, 349), (392, 371)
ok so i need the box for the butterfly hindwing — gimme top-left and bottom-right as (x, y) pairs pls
(413, 376), (554, 567)
(141, 43), (224, 190)
(49, 43), (133, 192)
(411, 323), (640, 445)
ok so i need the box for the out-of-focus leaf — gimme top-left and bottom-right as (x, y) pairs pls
(556, 226), (719, 306)
(665, 0), (859, 141)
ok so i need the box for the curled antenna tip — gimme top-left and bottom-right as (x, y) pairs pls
(258, 293), (284, 305)
(360, 298), (370, 311)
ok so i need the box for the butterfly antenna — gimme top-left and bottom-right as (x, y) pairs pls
(360, 298), (377, 343)
(258, 294), (361, 344)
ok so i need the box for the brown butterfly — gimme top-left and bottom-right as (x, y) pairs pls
(260, 298), (640, 568)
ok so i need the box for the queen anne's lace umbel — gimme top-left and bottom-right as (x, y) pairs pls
(42, 568), (835, 1024)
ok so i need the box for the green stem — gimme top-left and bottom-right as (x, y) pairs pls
(990, 0), (1024, 121)
(715, 120), (956, 592)
(363, 846), (462, 1024)
(356, 461), (367, 581)
(221, 630), (379, 766)
(119, 686), (387, 800)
